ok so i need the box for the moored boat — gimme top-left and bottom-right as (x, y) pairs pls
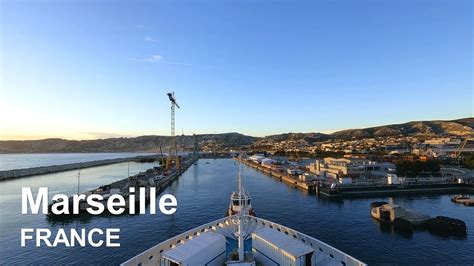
(370, 202), (468, 236)
(451, 195), (474, 206)
(370, 202), (430, 226)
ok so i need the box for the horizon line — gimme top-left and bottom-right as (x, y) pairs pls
(1, 116), (471, 142)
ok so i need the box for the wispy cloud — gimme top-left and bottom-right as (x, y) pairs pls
(130, 55), (163, 63)
(144, 35), (159, 43)
(129, 55), (191, 66)
(135, 24), (145, 29)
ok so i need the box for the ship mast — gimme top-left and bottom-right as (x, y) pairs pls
(237, 155), (245, 261)
(238, 155), (242, 198)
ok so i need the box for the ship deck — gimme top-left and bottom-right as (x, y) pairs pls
(121, 215), (365, 266)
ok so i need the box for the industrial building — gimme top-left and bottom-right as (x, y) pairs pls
(307, 157), (397, 184)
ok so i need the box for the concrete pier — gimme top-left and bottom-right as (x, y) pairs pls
(237, 157), (314, 191)
(0, 155), (158, 181)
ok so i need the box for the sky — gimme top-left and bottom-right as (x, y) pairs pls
(0, 0), (472, 140)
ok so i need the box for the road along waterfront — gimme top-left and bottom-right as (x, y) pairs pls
(0, 158), (473, 264)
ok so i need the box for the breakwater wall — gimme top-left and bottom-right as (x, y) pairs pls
(0, 155), (158, 181)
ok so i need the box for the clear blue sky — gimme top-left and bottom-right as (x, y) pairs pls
(1, 0), (472, 140)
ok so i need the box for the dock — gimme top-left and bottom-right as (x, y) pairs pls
(237, 157), (474, 198)
(105, 156), (196, 192)
(317, 182), (474, 198)
(237, 157), (315, 191)
(47, 156), (197, 216)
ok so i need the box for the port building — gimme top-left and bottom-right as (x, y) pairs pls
(308, 157), (396, 181)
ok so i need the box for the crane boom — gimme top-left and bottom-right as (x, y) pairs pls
(167, 92), (180, 108)
(454, 137), (473, 158)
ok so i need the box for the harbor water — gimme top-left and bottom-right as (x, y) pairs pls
(0, 158), (473, 264)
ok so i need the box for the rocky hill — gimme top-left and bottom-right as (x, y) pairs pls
(262, 132), (330, 143)
(261, 118), (473, 143)
(330, 118), (473, 139)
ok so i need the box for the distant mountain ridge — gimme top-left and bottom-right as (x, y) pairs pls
(1, 118), (472, 153)
(0, 133), (257, 153)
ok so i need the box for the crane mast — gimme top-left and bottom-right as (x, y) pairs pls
(166, 92), (181, 170)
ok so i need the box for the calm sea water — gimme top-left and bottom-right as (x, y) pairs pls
(0, 153), (155, 171)
(0, 158), (473, 264)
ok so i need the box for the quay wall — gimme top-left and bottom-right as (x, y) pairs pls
(238, 158), (312, 191)
(0, 155), (157, 181)
(319, 183), (474, 198)
(236, 157), (474, 198)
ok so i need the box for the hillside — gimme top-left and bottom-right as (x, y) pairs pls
(261, 118), (473, 143)
(261, 132), (330, 143)
(330, 118), (473, 139)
